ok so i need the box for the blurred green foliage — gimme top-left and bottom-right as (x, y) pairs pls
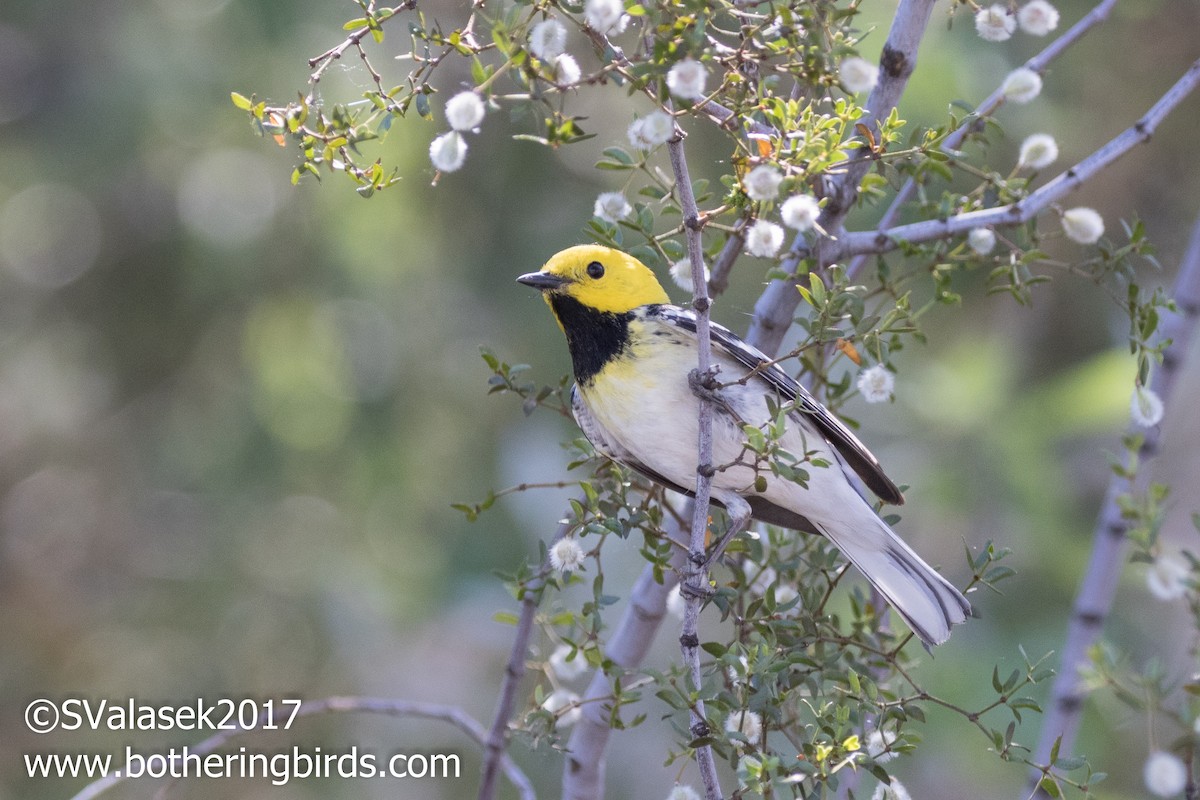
(1, 0), (1199, 798)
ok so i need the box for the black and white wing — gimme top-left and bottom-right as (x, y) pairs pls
(653, 306), (905, 506)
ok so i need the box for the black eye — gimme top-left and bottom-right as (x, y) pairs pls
(586, 261), (605, 279)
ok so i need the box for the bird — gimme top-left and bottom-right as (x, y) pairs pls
(517, 244), (971, 646)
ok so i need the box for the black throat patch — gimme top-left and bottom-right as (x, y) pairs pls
(549, 294), (632, 385)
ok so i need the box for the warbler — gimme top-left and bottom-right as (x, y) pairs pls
(517, 244), (970, 646)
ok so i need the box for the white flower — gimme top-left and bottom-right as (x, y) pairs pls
(549, 644), (590, 680)
(666, 585), (686, 619)
(1018, 0), (1060, 36)
(744, 165), (784, 201)
(1146, 553), (1189, 601)
(667, 58), (708, 102)
(553, 53), (582, 85)
(724, 709), (763, 746)
(975, 4), (1016, 41)
(1002, 67), (1043, 104)
(865, 728), (898, 763)
(781, 194), (821, 231)
(745, 220), (785, 258)
(445, 91), (485, 132)
(1132, 384), (1165, 427)
(857, 364), (894, 403)
(593, 191), (632, 224)
(541, 689), (582, 727)
(1018, 133), (1059, 170)
(429, 131), (467, 172)
(840, 56), (879, 94)
(584, 0), (628, 36)
(666, 786), (701, 800)
(628, 110), (674, 150)
(772, 584), (799, 609)
(968, 227), (997, 255)
(529, 18), (568, 61)
(1145, 751), (1187, 797)
(1061, 206), (1105, 244)
(549, 537), (586, 572)
(669, 258), (709, 291)
(871, 778), (913, 800)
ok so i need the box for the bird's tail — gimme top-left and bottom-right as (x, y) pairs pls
(816, 512), (971, 647)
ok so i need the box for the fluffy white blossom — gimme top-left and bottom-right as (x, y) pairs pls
(1061, 206), (1105, 244)
(1018, 0), (1060, 36)
(429, 131), (467, 172)
(554, 53), (582, 85)
(529, 18), (568, 61)
(549, 537), (586, 572)
(866, 728), (898, 763)
(1145, 751), (1188, 798)
(593, 191), (632, 223)
(666, 585), (686, 619)
(1003, 67), (1043, 103)
(871, 778), (913, 800)
(549, 644), (590, 680)
(1018, 133), (1059, 169)
(1146, 553), (1189, 601)
(667, 58), (708, 101)
(541, 690), (582, 727)
(772, 584), (799, 608)
(1131, 384), (1165, 427)
(781, 194), (821, 231)
(666, 786), (701, 800)
(745, 220), (785, 257)
(724, 709), (763, 746)
(628, 111), (674, 150)
(840, 56), (879, 94)
(968, 227), (997, 255)
(584, 0), (628, 36)
(975, 4), (1016, 41)
(445, 91), (485, 131)
(744, 165), (784, 201)
(857, 364), (894, 403)
(669, 258), (709, 291)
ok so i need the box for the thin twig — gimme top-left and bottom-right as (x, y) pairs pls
(669, 122), (726, 800)
(68, 697), (533, 800)
(844, 0), (1119, 280)
(1028, 209), (1200, 791)
(479, 519), (571, 800)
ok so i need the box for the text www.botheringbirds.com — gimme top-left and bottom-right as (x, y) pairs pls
(26, 745), (462, 786)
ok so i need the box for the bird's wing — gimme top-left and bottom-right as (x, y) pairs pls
(572, 385), (822, 533)
(652, 305), (905, 506)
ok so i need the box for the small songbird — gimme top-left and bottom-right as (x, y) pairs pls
(517, 244), (970, 646)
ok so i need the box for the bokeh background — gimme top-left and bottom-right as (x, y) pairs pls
(2, 0), (1199, 798)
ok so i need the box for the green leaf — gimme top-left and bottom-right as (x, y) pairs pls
(492, 611), (519, 625)
(230, 91), (252, 110)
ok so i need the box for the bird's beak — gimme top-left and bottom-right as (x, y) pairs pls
(516, 271), (571, 291)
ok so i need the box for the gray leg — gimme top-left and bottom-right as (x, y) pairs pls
(699, 493), (753, 572)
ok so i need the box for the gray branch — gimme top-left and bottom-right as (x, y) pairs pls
(479, 519), (570, 800)
(744, 0), (939, 358)
(845, 0), (1118, 280)
(1029, 210), (1200, 788)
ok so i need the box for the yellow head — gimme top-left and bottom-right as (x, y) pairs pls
(516, 244), (669, 314)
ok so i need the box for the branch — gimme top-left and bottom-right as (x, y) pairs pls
(479, 519), (571, 800)
(670, 124), (727, 800)
(744, 0), (939, 358)
(563, 534), (689, 799)
(844, 0), (1118, 280)
(306, 2), (418, 83)
(68, 697), (533, 800)
(1029, 209), (1200, 789)
(839, 59), (1200, 259)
